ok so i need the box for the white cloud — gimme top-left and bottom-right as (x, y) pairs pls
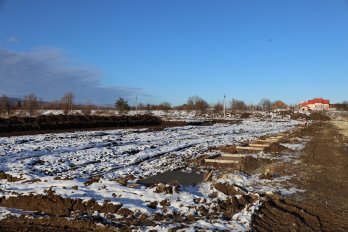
(0, 47), (145, 104)
(7, 36), (20, 43)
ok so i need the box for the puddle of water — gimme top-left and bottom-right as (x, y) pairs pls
(139, 170), (204, 186)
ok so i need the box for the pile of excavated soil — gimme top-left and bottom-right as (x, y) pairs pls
(0, 216), (119, 232)
(0, 192), (122, 217)
(0, 114), (161, 135)
(240, 156), (272, 174)
(263, 143), (291, 153)
(0, 185), (259, 231)
(214, 182), (245, 195)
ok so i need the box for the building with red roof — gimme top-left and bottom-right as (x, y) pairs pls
(299, 98), (330, 112)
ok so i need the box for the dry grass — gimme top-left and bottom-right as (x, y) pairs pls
(332, 120), (348, 138)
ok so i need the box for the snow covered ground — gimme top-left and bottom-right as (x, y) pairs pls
(0, 118), (302, 230)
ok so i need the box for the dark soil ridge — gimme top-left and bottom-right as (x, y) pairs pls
(263, 143), (292, 153)
(0, 185), (260, 230)
(252, 196), (348, 232)
(0, 192), (123, 217)
(0, 216), (122, 232)
(0, 117), (242, 137)
(0, 114), (161, 136)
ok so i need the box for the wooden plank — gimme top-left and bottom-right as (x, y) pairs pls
(127, 183), (141, 188)
(203, 170), (213, 182)
(269, 135), (284, 139)
(254, 139), (277, 143)
(204, 159), (239, 164)
(248, 143), (269, 148)
(253, 139), (272, 144)
(221, 153), (246, 158)
(236, 146), (264, 151)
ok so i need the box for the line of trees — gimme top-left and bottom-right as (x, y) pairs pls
(0, 93), (284, 117)
(6, 92), (344, 117)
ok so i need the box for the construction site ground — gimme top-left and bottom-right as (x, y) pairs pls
(252, 121), (348, 231)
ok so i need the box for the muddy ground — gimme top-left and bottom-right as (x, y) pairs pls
(0, 114), (161, 136)
(252, 121), (348, 231)
(0, 114), (241, 137)
(1, 120), (348, 231)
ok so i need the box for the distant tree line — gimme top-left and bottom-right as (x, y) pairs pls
(4, 92), (339, 118)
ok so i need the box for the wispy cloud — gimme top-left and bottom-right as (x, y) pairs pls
(0, 47), (144, 104)
(7, 36), (20, 43)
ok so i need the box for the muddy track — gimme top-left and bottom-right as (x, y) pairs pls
(252, 121), (348, 231)
(252, 196), (348, 232)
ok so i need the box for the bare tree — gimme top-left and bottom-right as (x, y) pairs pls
(82, 99), (93, 115)
(259, 98), (272, 111)
(0, 95), (11, 116)
(213, 101), (223, 114)
(61, 92), (75, 115)
(158, 102), (172, 111)
(230, 99), (247, 111)
(23, 94), (39, 116)
(15, 100), (22, 110)
(187, 96), (209, 113)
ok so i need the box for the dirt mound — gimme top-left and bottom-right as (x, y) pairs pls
(240, 156), (272, 173)
(263, 143), (291, 153)
(214, 183), (244, 195)
(213, 145), (237, 154)
(84, 176), (101, 186)
(0, 192), (122, 217)
(0, 171), (22, 182)
(0, 216), (120, 232)
(308, 112), (331, 121)
(240, 113), (251, 119)
(252, 197), (348, 232)
(0, 114), (161, 135)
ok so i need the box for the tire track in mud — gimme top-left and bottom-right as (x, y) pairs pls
(253, 122), (348, 232)
(252, 196), (348, 232)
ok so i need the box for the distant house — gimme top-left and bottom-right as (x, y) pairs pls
(299, 98), (330, 112)
(271, 100), (289, 110)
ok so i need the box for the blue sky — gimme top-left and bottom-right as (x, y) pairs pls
(0, 0), (347, 105)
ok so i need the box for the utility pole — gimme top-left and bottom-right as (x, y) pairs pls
(135, 96), (138, 115)
(223, 94), (226, 119)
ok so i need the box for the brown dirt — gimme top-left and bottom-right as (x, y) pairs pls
(252, 121), (348, 231)
(84, 176), (101, 186)
(252, 196), (348, 232)
(0, 216), (122, 232)
(263, 143), (291, 153)
(0, 172), (22, 182)
(240, 156), (272, 174)
(290, 112), (331, 121)
(240, 112), (251, 119)
(0, 114), (162, 136)
(293, 122), (348, 213)
(0, 192), (122, 217)
(214, 182), (245, 195)
(0, 118), (241, 137)
(211, 145), (237, 154)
